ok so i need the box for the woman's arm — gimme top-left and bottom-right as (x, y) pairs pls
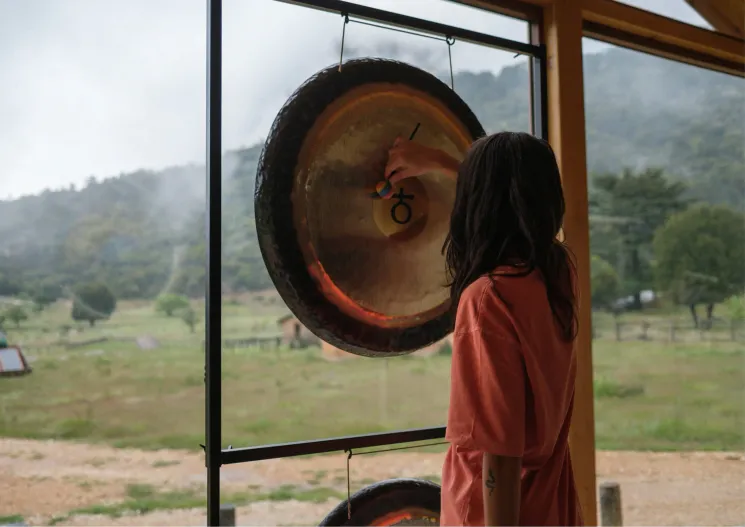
(483, 453), (522, 526)
(385, 139), (460, 183)
(429, 148), (460, 180)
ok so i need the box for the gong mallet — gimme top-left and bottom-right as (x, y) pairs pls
(370, 122), (421, 199)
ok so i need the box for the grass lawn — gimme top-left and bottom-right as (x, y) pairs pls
(0, 297), (742, 452)
(43, 482), (344, 524)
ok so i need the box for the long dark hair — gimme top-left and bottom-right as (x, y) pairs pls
(443, 131), (578, 342)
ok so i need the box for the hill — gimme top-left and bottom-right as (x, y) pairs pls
(0, 47), (742, 300)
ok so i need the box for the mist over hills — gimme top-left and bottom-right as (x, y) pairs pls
(1, 47), (742, 299)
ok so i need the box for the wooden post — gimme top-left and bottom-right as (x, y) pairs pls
(615, 321), (622, 342)
(640, 321), (650, 340)
(219, 503), (236, 526)
(543, 1), (598, 524)
(379, 358), (389, 425)
(599, 482), (623, 526)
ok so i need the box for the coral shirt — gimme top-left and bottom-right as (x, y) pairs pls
(440, 271), (583, 526)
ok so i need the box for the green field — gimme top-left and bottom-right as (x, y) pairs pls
(0, 295), (742, 452)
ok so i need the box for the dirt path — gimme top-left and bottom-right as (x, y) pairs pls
(1, 438), (743, 525)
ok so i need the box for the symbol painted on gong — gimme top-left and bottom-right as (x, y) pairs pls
(390, 187), (414, 225)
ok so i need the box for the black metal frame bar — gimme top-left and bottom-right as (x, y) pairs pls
(223, 427), (447, 464)
(528, 22), (549, 141)
(276, 0), (544, 58)
(205, 0), (548, 524)
(205, 1), (222, 526)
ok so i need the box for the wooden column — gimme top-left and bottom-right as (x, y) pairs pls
(542, 0), (598, 524)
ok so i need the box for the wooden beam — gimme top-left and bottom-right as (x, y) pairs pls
(582, 0), (744, 76)
(542, 1), (598, 524)
(685, 0), (744, 38)
(453, 0), (545, 21)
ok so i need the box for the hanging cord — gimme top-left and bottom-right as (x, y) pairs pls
(345, 449), (353, 520)
(446, 36), (455, 90)
(353, 441), (449, 456)
(339, 13), (349, 72)
(343, 441), (448, 520)
(339, 15), (458, 91)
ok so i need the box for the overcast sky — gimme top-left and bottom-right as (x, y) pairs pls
(0, 0), (709, 199)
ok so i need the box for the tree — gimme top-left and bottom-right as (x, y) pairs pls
(0, 270), (22, 296)
(590, 168), (687, 309)
(591, 255), (620, 311)
(179, 305), (199, 333)
(30, 281), (61, 312)
(71, 282), (117, 326)
(0, 51), (743, 302)
(155, 294), (189, 317)
(653, 205), (745, 328)
(4, 305), (28, 328)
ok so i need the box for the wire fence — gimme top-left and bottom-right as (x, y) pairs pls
(593, 317), (744, 343)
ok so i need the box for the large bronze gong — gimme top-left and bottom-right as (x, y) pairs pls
(256, 58), (485, 356)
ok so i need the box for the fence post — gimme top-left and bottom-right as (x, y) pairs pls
(599, 481), (623, 526)
(615, 321), (622, 342)
(640, 321), (650, 341)
(219, 504), (236, 526)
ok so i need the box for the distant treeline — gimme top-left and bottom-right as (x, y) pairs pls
(1, 47), (743, 313)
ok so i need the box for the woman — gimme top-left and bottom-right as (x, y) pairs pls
(385, 132), (583, 527)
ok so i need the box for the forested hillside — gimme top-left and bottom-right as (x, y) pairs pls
(1, 47), (743, 302)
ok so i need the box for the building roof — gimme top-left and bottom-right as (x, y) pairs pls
(685, 0), (744, 37)
(277, 313), (297, 325)
(0, 346), (31, 377)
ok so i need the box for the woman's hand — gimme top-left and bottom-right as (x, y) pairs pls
(384, 137), (460, 184)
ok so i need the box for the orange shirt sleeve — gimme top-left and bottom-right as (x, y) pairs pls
(445, 280), (526, 458)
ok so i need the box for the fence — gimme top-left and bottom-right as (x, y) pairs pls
(594, 317), (744, 343)
(201, 336), (282, 350)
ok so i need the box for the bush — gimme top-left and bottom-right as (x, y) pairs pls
(179, 306), (199, 333)
(726, 294), (745, 321)
(155, 294), (190, 317)
(438, 342), (452, 356)
(4, 305), (28, 328)
(591, 255), (620, 310)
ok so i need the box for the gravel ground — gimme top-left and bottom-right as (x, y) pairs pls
(1, 438), (743, 526)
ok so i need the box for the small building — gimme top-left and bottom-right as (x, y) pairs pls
(277, 314), (321, 348)
(0, 346), (32, 377)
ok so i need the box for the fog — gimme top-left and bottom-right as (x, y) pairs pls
(0, 0), (709, 199)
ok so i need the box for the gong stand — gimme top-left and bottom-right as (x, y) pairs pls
(205, 0), (548, 524)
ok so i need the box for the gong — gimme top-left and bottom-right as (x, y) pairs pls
(319, 478), (441, 526)
(256, 58), (485, 356)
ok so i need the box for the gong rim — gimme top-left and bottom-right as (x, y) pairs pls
(256, 58), (485, 357)
(318, 478), (441, 526)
